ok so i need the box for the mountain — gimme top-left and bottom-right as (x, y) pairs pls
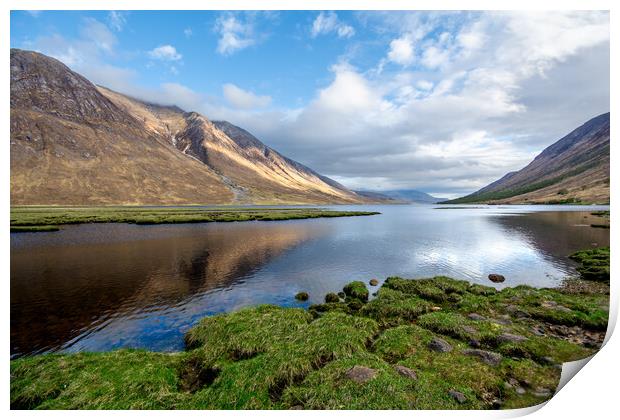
(355, 190), (447, 204)
(443, 113), (610, 204)
(10, 49), (365, 205)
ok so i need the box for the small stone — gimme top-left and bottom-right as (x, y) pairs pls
(448, 390), (467, 404)
(294, 291), (309, 301)
(462, 325), (478, 335)
(428, 337), (453, 353)
(394, 365), (417, 380)
(467, 313), (486, 321)
(369, 279), (379, 286)
(345, 366), (377, 384)
(542, 356), (556, 365)
(516, 387), (526, 395)
(468, 339), (481, 348)
(497, 333), (528, 344)
(488, 274), (505, 283)
(430, 306), (442, 312)
(462, 349), (503, 366)
(532, 387), (552, 397)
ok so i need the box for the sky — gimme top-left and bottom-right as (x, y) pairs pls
(10, 10), (610, 198)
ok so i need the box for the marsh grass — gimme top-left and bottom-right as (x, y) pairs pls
(11, 275), (608, 410)
(10, 206), (380, 230)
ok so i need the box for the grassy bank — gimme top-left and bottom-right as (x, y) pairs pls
(11, 249), (609, 410)
(10, 206), (380, 231)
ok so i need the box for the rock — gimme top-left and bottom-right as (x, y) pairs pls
(468, 339), (481, 348)
(394, 365), (417, 380)
(516, 387), (526, 395)
(337, 291), (345, 298)
(504, 305), (529, 318)
(369, 279), (379, 286)
(294, 291), (309, 301)
(343, 281), (369, 302)
(497, 333), (528, 344)
(347, 300), (364, 311)
(492, 399), (502, 409)
(467, 313), (486, 321)
(532, 387), (552, 397)
(488, 274), (505, 283)
(430, 306), (442, 312)
(448, 390), (467, 404)
(541, 301), (572, 312)
(345, 366), (377, 384)
(325, 293), (340, 303)
(462, 325), (478, 335)
(531, 326), (545, 336)
(428, 337), (453, 353)
(462, 349), (502, 366)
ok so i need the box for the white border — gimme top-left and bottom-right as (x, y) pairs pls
(2, 1), (617, 419)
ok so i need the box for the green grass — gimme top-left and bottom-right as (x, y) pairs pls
(11, 270), (609, 410)
(10, 206), (380, 231)
(569, 246), (610, 282)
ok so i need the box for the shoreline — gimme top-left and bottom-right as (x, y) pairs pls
(11, 246), (610, 410)
(10, 206), (380, 232)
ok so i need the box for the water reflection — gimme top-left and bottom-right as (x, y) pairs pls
(10, 205), (609, 357)
(11, 222), (326, 357)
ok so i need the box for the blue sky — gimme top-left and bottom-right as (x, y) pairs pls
(10, 10), (610, 197)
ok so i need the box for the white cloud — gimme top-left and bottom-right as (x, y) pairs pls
(387, 34), (414, 66)
(148, 45), (182, 61)
(222, 84), (271, 109)
(108, 11), (127, 32)
(80, 18), (117, 53)
(214, 15), (255, 55)
(184, 27), (193, 38)
(311, 12), (355, 39)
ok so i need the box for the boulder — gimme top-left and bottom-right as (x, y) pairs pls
(345, 366), (377, 384)
(448, 390), (467, 404)
(394, 365), (417, 380)
(369, 279), (379, 286)
(462, 349), (502, 366)
(428, 337), (453, 353)
(488, 274), (505, 283)
(325, 293), (340, 303)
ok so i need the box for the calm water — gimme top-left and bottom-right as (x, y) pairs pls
(10, 204), (609, 358)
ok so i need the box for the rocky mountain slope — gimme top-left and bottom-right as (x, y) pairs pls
(10, 49), (364, 205)
(444, 113), (610, 204)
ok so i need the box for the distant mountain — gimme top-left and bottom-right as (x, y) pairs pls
(10, 49), (366, 205)
(355, 190), (447, 204)
(443, 113), (610, 204)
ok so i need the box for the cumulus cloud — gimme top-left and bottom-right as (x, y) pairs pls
(222, 84), (271, 109)
(311, 12), (355, 38)
(387, 34), (415, 66)
(148, 45), (182, 61)
(214, 14), (256, 55)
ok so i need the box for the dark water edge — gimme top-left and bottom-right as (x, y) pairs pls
(10, 204), (610, 358)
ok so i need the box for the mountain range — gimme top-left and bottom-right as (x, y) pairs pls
(10, 49), (366, 205)
(354, 190), (447, 204)
(443, 112), (610, 204)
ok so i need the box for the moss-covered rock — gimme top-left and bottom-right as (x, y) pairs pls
(343, 281), (369, 302)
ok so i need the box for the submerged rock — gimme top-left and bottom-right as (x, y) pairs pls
(394, 365), (417, 380)
(488, 274), (505, 283)
(345, 366), (377, 384)
(295, 292), (309, 301)
(462, 349), (502, 366)
(428, 337), (453, 353)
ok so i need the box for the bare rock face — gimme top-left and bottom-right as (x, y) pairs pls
(345, 366), (377, 384)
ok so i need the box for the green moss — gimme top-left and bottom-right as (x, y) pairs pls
(343, 281), (369, 302)
(324, 293), (340, 303)
(569, 247), (610, 282)
(11, 270), (609, 410)
(11, 225), (59, 232)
